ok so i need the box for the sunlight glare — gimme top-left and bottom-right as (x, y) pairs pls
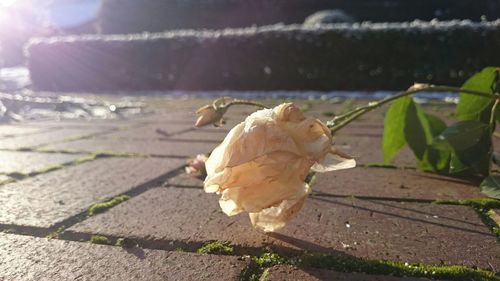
(0, 0), (17, 8)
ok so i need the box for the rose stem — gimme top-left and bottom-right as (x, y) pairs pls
(328, 85), (500, 134)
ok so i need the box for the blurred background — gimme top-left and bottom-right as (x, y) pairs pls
(1, 0), (499, 67)
(0, 0), (499, 117)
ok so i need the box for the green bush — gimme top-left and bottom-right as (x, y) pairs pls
(27, 21), (500, 92)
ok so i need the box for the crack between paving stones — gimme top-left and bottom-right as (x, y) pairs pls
(49, 231), (500, 281)
(310, 192), (435, 203)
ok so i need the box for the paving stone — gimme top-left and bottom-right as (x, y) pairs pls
(335, 135), (416, 166)
(23, 119), (139, 129)
(65, 187), (254, 246)
(40, 137), (217, 157)
(0, 124), (51, 138)
(167, 129), (228, 142)
(0, 157), (185, 228)
(313, 167), (484, 200)
(263, 265), (431, 281)
(67, 187), (499, 270)
(165, 173), (204, 188)
(0, 175), (12, 184)
(333, 126), (384, 137)
(275, 197), (500, 270)
(0, 151), (83, 174)
(135, 110), (199, 124)
(102, 123), (196, 140)
(0, 127), (109, 150)
(0, 233), (247, 281)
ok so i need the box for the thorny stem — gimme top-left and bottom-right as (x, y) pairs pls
(328, 85), (500, 134)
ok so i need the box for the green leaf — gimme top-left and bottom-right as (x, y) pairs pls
(420, 114), (450, 172)
(383, 97), (450, 172)
(432, 120), (489, 151)
(383, 96), (411, 163)
(448, 127), (492, 177)
(426, 114), (448, 136)
(455, 67), (499, 123)
(404, 101), (430, 160)
(404, 102), (451, 172)
(480, 176), (500, 199)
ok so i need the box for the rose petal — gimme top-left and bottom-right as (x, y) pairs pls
(311, 150), (356, 173)
(215, 151), (311, 214)
(249, 187), (310, 232)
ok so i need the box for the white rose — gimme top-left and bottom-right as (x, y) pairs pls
(204, 103), (356, 232)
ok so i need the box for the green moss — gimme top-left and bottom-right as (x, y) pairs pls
(240, 250), (497, 281)
(197, 241), (234, 255)
(241, 252), (288, 281)
(46, 226), (66, 239)
(115, 238), (125, 247)
(36, 149), (80, 154)
(31, 165), (64, 176)
(253, 252), (287, 268)
(90, 235), (110, 245)
(434, 198), (500, 210)
(259, 268), (271, 281)
(248, 273), (259, 281)
(298, 252), (497, 281)
(88, 195), (130, 216)
(493, 226), (500, 237)
(75, 151), (135, 165)
(436, 199), (500, 239)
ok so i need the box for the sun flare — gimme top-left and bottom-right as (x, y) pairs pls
(0, 0), (16, 8)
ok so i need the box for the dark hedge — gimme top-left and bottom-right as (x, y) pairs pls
(98, 0), (500, 34)
(27, 20), (500, 92)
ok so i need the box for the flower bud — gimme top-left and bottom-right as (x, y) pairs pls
(195, 105), (224, 127)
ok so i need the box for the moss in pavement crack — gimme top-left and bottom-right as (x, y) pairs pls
(88, 195), (130, 216)
(90, 235), (111, 245)
(434, 198), (500, 239)
(197, 241), (234, 255)
(238, 250), (497, 281)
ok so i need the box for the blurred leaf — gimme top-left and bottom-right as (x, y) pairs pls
(448, 127), (492, 177)
(426, 114), (448, 135)
(404, 101), (430, 160)
(383, 96), (411, 163)
(455, 67), (499, 123)
(433, 120), (489, 151)
(383, 97), (449, 172)
(480, 176), (500, 199)
(419, 114), (450, 172)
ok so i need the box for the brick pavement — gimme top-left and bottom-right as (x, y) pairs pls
(0, 100), (498, 280)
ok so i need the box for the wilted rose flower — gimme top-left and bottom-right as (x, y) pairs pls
(186, 154), (209, 178)
(204, 103), (356, 232)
